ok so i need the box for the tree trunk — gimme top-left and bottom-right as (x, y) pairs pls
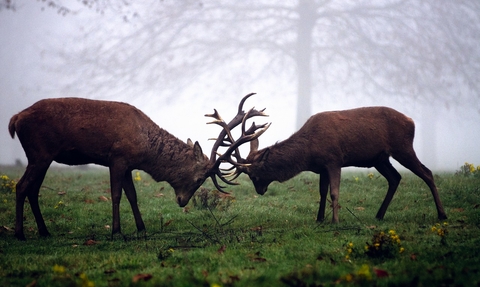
(295, 0), (316, 129)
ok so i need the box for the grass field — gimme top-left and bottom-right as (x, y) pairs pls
(1, 165), (479, 286)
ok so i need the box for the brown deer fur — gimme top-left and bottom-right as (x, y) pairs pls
(9, 98), (211, 240)
(243, 106), (447, 223)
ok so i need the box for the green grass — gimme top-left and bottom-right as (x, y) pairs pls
(1, 166), (479, 286)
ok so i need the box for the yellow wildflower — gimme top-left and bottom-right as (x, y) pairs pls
(399, 247), (405, 253)
(357, 264), (372, 281)
(134, 171), (142, 181)
(52, 264), (66, 273)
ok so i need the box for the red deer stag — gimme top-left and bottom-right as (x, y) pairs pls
(227, 107), (447, 223)
(9, 95), (268, 240)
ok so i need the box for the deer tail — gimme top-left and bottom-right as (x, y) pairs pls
(8, 114), (18, 139)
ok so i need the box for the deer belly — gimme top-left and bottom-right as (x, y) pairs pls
(54, 150), (108, 166)
(343, 152), (390, 168)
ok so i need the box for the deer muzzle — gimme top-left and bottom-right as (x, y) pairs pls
(176, 195), (190, 207)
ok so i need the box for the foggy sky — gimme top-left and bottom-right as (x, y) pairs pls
(1, 1), (479, 171)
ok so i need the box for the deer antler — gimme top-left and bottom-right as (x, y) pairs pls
(206, 93), (270, 192)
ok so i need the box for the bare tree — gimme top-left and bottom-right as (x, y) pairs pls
(49, 0), (479, 129)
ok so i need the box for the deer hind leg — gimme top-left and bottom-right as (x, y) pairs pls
(122, 171), (146, 234)
(15, 162), (51, 240)
(317, 171), (329, 222)
(327, 168), (342, 223)
(109, 165), (125, 238)
(374, 160), (401, 220)
(393, 149), (447, 220)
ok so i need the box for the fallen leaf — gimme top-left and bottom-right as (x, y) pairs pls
(366, 225), (377, 229)
(202, 270), (209, 277)
(229, 275), (241, 283)
(25, 280), (37, 287)
(251, 257), (267, 262)
(132, 273), (152, 283)
(84, 199), (95, 204)
(453, 208), (464, 212)
(154, 193), (164, 198)
(98, 196), (109, 202)
(83, 239), (98, 246)
(1, 226), (12, 232)
(164, 219), (174, 226)
(182, 207), (190, 213)
(373, 268), (389, 278)
(410, 253), (418, 261)
(250, 226), (262, 231)
(217, 245), (226, 254)
(105, 225), (110, 229)
(354, 207), (365, 211)
(57, 191), (66, 195)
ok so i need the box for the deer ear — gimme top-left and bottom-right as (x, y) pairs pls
(187, 138), (194, 147)
(257, 148), (270, 164)
(193, 141), (205, 163)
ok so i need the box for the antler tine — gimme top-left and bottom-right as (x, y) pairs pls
(237, 93), (256, 114)
(205, 109), (223, 121)
(245, 122), (269, 136)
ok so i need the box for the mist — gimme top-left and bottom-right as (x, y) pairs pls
(1, 1), (479, 172)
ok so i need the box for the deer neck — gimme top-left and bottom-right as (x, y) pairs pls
(266, 136), (310, 182)
(141, 129), (194, 183)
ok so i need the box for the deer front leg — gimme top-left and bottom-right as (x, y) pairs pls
(328, 168), (342, 223)
(122, 171), (146, 234)
(317, 171), (329, 222)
